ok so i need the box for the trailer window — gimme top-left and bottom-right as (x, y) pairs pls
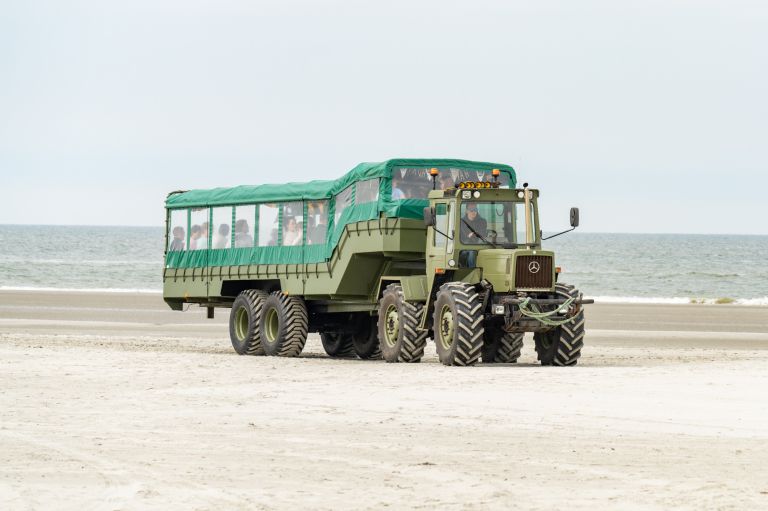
(307, 200), (328, 245)
(212, 207), (232, 249)
(234, 205), (255, 248)
(259, 204), (280, 247)
(355, 179), (379, 204)
(391, 168), (432, 199)
(189, 208), (208, 250)
(168, 209), (187, 252)
(334, 185), (353, 225)
(392, 167), (512, 199)
(283, 202), (303, 246)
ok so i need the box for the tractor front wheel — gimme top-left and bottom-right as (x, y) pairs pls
(533, 283), (585, 366)
(432, 283), (484, 366)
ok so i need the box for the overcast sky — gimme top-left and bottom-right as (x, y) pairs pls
(1, 0), (766, 234)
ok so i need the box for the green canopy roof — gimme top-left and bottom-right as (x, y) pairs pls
(165, 158), (516, 209)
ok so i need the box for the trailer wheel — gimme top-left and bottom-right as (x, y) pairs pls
(482, 328), (523, 363)
(320, 332), (357, 358)
(352, 316), (382, 360)
(260, 292), (309, 357)
(432, 283), (484, 366)
(377, 284), (427, 363)
(229, 289), (268, 355)
(533, 283), (585, 366)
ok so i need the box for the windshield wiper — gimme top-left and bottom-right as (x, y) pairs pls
(461, 219), (498, 248)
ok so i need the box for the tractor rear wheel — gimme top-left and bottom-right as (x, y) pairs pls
(229, 289), (268, 356)
(482, 328), (524, 363)
(320, 332), (357, 358)
(432, 283), (484, 366)
(260, 292), (309, 357)
(377, 284), (427, 363)
(533, 283), (585, 366)
(352, 316), (382, 360)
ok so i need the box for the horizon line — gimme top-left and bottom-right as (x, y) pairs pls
(0, 223), (766, 237)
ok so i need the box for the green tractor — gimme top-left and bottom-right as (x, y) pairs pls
(414, 177), (589, 366)
(162, 159), (590, 366)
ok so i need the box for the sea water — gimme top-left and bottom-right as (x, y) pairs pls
(0, 225), (766, 305)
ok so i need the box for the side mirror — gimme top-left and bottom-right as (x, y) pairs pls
(423, 207), (436, 227)
(570, 207), (580, 228)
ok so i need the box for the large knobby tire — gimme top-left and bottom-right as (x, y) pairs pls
(320, 332), (357, 358)
(352, 316), (382, 360)
(229, 289), (268, 355)
(377, 284), (428, 363)
(482, 328), (524, 363)
(432, 283), (484, 366)
(260, 292), (309, 357)
(533, 283), (585, 366)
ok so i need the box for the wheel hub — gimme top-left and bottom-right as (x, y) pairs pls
(265, 307), (279, 343)
(234, 306), (249, 342)
(384, 305), (399, 347)
(439, 305), (455, 350)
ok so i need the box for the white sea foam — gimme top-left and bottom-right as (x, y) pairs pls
(734, 297), (768, 306)
(0, 286), (162, 294)
(591, 296), (692, 305)
(592, 295), (768, 306)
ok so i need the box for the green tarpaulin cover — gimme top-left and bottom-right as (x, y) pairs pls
(165, 158), (516, 268)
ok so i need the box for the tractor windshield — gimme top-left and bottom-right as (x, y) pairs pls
(459, 201), (535, 247)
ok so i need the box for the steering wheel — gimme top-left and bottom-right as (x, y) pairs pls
(487, 229), (498, 238)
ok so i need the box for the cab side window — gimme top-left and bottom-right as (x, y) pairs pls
(434, 203), (447, 247)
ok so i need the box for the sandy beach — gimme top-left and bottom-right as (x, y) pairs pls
(1, 289), (767, 510)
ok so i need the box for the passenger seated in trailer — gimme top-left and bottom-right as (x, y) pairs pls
(234, 219), (253, 248)
(214, 223), (230, 249)
(190, 224), (201, 250)
(440, 173), (456, 190)
(392, 177), (406, 200)
(283, 217), (302, 246)
(169, 226), (185, 251)
(197, 222), (209, 250)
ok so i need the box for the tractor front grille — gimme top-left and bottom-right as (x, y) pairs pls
(514, 255), (553, 289)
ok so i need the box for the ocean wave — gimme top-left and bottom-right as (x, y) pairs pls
(0, 286), (162, 294)
(0, 258), (158, 265)
(592, 295), (768, 306)
(591, 296), (691, 305)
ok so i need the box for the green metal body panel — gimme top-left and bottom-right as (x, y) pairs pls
(376, 275), (429, 302)
(164, 218), (427, 311)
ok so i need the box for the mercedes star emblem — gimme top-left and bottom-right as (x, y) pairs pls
(528, 261), (541, 274)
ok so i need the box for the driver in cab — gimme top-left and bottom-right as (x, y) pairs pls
(460, 204), (487, 244)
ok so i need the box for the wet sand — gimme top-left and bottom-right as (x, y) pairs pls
(1, 290), (767, 510)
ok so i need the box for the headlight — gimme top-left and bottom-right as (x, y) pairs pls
(493, 304), (505, 315)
